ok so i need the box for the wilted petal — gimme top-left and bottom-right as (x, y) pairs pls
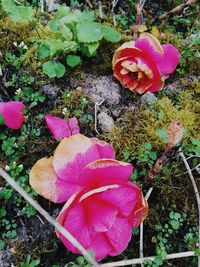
(157, 44), (180, 76)
(91, 138), (115, 159)
(57, 201), (93, 253)
(0, 101), (25, 130)
(135, 33), (163, 63)
(98, 185), (141, 216)
(53, 135), (114, 183)
(106, 217), (132, 256)
(30, 157), (81, 203)
(78, 159), (133, 188)
(83, 196), (118, 233)
(89, 234), (113, 261)
(45, 115), (80, 141)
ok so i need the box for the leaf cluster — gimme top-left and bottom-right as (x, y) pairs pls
(39, 4), (121, 77)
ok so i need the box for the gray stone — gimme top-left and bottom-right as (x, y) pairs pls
(98, 112), (115, 133)
(0, 250), (13, 267)
(74, 74), (121, 105)
(41, 84), (61, 100)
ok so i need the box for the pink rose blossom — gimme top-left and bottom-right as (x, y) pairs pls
(45, 115), (80, 141)
(112, 33), (180, 94)
(0, 101), (25, 130)
(30, 134), (148, 260)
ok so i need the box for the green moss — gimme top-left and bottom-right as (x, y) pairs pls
(106, 90), (200, 160)
(0, 17), (32, 52)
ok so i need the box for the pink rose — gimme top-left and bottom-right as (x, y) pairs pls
(0, 101), (25, 130)
(112, 33), (180, 94)
(30, 134), (148, 260)
(45, 115), (80, 141)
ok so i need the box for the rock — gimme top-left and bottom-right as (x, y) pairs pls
(140, 92), (157, 106)
(73, 74), (121, 105)
(0, 250), (13, 267)
(98, 112), (115, 133)
(41, 84), (61, 101)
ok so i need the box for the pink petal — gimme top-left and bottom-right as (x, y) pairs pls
(89, 234), (113, 261)
(157, 44), (180, 76)
(91, 138), (115, 159)
(106, 217), (132, 256)
(29, 157), (81, 203)
(53, 135), (114, 185)
(83, 196), (118, 233)
(78, 159), (133, 188)
(58, 202), (93, 253)
(45, 115), (80, 141)
(98, 185), (141, 216)
(135, 33), (164, 64)
(0, 101), (25, 130)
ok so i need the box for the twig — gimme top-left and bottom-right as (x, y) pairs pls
(179, 148), (200, 267)
(0, 168), (99, 267)
(158, 0), (198, 20)
(175, 163), (200, 177)
(86, 0), (93, 8)
(40, 0), (44, 12)
(133, 0), (147, 39)
(98, 1), (103, 19)
(139, 187), (153, 266)
(94, 99), (105, 135)
(112, 0), (119, 26)
(99, 251), (195, 267)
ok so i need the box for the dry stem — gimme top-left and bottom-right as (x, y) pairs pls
(179, 149), (200, 267)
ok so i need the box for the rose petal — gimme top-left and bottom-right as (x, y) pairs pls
(45, 115), (80, 141)
(98, 185), (141, 216)
(91, 138), (115, 159)
(83, 196), (118, 233)
(0, 101), (25, 130)
(29, 157), (81, 203)
(157, 44), (180, 76)
(53, 134), (115, 184)
(135, 33), (163, 63)
(58, 202), (93, 253)
(106, 217), (132, 256)
(78, 159), (133, 188)
(89, 234), (113, 261)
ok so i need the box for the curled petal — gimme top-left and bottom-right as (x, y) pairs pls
(45, 115), (80, 141)
(78, 159), (133, 188)
(157, 44), (180, 76)
(53, 134), (115, 184)
(30, 158), (81, 203)
(89, 234), (113, 261)
(0, 101), (25, 130)
(106, 217), (132, 256)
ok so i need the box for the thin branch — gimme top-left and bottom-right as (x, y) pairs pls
(175, 163), (200, 177)
(40, 0), (44, 12)
(112, 0), (119, 26)
(139, 187), (153, 266)
(0, 168), (99, 267)
(179, 149), (200, 267)
(158, 0), (198, 20)
(86, 0), (93, 8)
(98, 1), (103, 19)
(99, 251), (195, 267)
(94, 99), (105, 135)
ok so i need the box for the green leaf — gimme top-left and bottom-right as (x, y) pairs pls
(2, 0), (34, 22)
(0, 240), (5, 250)
(100, 25), (121, 42)
(144, 142), (152, 150)
(170, 219), (180, 230)
(60, 26), (73, 40)
(0, 114), (4, 125)
(76, 22), (103, 43)
(66, 55), (81, 67)
(43, 61), (66, 78)
(39, 44), (50, 58)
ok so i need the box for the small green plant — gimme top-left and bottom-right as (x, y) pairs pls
(20, 255), (40, 267)
(138, 142), (157, 165)
(38, 4), (121, 77)
(66, 256), (91, 267)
